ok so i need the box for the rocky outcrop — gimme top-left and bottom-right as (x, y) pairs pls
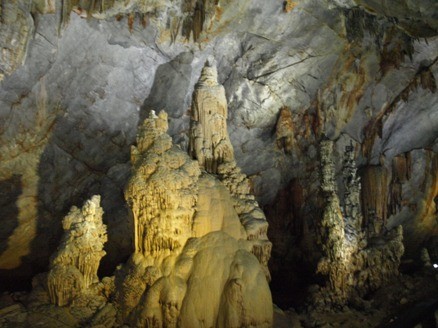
(129, 232), (272, 328)
(47, 195), (107, 306)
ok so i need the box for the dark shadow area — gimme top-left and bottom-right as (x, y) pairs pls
(34, 112), (135, 280)
(1, 113), (135, 290)
(0, 175), (29, 291)
(265, 178), (323, 309)
(140, 51), (194, 135)
(0, 175), (21, 257)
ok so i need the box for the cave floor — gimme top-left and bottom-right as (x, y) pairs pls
(274, 268), (438, 328)
(0, 269), (436, 327)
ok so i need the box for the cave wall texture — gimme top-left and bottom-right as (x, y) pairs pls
(0, 0), (437, 292)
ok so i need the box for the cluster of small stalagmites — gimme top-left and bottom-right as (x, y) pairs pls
(126, 110), (200, 260)
(188, 60), (234, 174)
(47, 195), (107, 306)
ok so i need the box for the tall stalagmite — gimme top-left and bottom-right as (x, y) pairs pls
(189, 59), (234, 174)
(47, 195), (107, 306)
(189, 60), (272, 278)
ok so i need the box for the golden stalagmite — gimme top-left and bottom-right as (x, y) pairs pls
(188, 60), (234, 174)
(189, 60), (272, 278)
(47, 195), (107, 306)
(119, 110), (273, 326)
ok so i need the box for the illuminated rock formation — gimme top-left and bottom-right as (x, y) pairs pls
(342, 141), (363, 233)
(218, 161), (272, 279)
(189, 60), (272, 278)
(316, 140), (404, 306)
(188, 60), (234, 174)
(129, 232), (272, 328)
(119, 111), (273, 326)
(47, 195), (107, 306)
(126, 110), (200, 262)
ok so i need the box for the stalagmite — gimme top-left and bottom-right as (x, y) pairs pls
(47, 195), (107, 306)
(119, 110), (273, 326)
(189, 60), (272, 279)
(342, 142), (363, 233)
(125, 110), (200, 261)
(315, 140), (404, 307)
(188, 59), (234, 174)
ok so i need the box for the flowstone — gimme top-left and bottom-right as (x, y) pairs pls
(119, 110), (273, 327)
(47, 195), (107, 307)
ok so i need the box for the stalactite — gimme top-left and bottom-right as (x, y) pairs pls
(389, 153), (412, 215)
(275, 106), (295, 154)
(360, 165), (388, 236)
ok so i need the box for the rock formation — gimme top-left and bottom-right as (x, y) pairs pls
(126, 110), (200, 262)
(47, 195), (107, 306)
(188, 59), (234, 174)
(0, 2), (33, 81)
(189, 60), (272, 278)
(315, 140), (404, 306)
(360, 165), (389, 236)
(119, 110), (273, 326)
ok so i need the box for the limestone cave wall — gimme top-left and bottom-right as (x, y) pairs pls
(0, 0), (437, 309)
